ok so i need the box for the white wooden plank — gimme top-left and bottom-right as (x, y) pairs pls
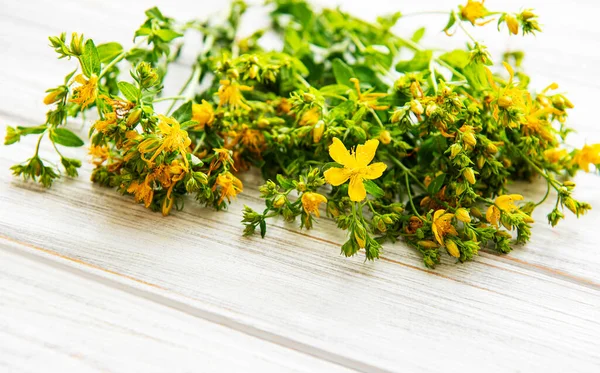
(2, 0), (600, 372)
(1, 142), (599, 372)
(0, 241), (357, 373)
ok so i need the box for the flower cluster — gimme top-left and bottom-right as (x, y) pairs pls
(5, 1), (598, 268)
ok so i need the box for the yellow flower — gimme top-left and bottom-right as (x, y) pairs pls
(572, 144), (600, 172)
(70, 74), (98, 109)
(191, 100), (215, 130)
(487, 62), (528, 127)
(161, 160), (187, 216)
(218, 79), (253, 111)
(323, 138), (387, 201)
(431, 209), (458, 246)
(212, 172), (243, 204)
(486, 194), (523, 227)
(93, 112), (117, 134)
(89, 145), (109, 166)
(127, 175), (154, 208)
(299, 108), (320, 126)
(459, 0), (489, 26)
(301, 192), (327, 218)
(543, 148), (567, 164)
(140, 116), (191, 169)
(349, 78), (389, 110)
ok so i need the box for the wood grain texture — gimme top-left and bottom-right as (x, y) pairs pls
(0, 241), (357, 373)
(1, 0), (600, 372)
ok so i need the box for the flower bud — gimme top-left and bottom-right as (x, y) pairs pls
(498, 95), (513, 108)
(449, 143), (462, 159)
(521, 10), (536, 20)
(505, 15), (519, 35)
(470, 207), (483, 219)
(303, 92), (315, 102)
(389, 203), (404, 213)
(462, 131), (477, 148)
(273, 194), (286, 208)
(312, 120), (325, 143)
(418, 240), (439, 249)
(564, 197), (578, 214)
(248, 65), (259, 79)
(354, 224), (367, 248)
(563, 181), (576, 187)
(410, 100), (424, 115)
(126, 108), (142, 126)
(70, 32), (84, 55)
(486, 143), (498, 154)
(455, 208), (471, 223)
(463, 168), (476, 185)
(296, 181), (306, 192)
(43, 90), (63, 105)
(379, 130), (392, 145)
(476, 155), (485, 169)
(446, 240), (460, 258)
(425, 103), (438, 117)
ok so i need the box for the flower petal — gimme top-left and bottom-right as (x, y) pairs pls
(363, 162), (387, 180)
(348, 175), (366, 201)
(324, 167), (351, 186)
(328, 138), (355, 167)
(355, 139), (379, 167)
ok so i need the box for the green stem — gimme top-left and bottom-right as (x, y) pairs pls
(404, 172), (421, 218)
(535, 181), (551, 207)
(389, 156), (427, 190)
(369, 108), (385, 128)
(33, 133), (45, 157)
(154, 95), (188, 103)
(99, 38), (147, 79)
(453, 11), (479, 44)
(396, 35), (467, 81)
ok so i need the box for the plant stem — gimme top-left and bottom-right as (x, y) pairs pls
(154, 95), (188, 103)
(404, 172), (421, 217)
(99, 38), (147, 79)
(453, 11), (479, 45)
(33, 133), (45, 157)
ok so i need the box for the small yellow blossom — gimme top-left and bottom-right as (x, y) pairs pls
(191, 100), (215, 130)
(431, 209), (458, 245)
(486, 194), (524, 227)
(299, 107), (320, 126)
(70, 74), (98, 109)
(161, 160), (187, 216)
(487, 62), (528, 127)
(213, 172), (243, 204)
(218, 79), (253, 111)
(93, 112), (117, 134)
(349, 78), (389, 110)
(323, 138), (387, 201)
(543, 148), (568, 164)
(301, 192), (327, 218)
(572, 144), (600, 172)
(127, 176), (154, 208)
(459, 0), (489, 26)
(140, 115), (191, 169)
(89, 145), (109, 166)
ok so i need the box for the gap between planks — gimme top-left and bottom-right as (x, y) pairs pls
(0, 236), (388, 373)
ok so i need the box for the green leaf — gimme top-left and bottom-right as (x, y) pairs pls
(154, 29), (183, 42)
(411, 27), (426, 43)
(172, 101), (193, 123)
(463, 62), (490, 91)
(145, 7), (166, 21)
(395, 50), (432, 72)
(97, 42), (123, 63)
(427, 173), (446, 195)
(443, 12), (457, 33)
(117, 81), (140, 102)
(80, 39), (101, 78)
(439, 50), (470, 70)
(50, 128), (84, 147)
(332, 59), (355, 87)
(259, 218), (267, 238)
(364, 180), (385, 198)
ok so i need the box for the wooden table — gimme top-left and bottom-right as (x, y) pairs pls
(1, 1), (599, 372)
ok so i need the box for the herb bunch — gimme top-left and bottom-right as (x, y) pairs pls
(5, 0), (599, 268)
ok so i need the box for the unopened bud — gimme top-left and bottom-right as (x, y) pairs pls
(446, 240), (460, 258)
(455, 208), (471, 223)
(379, 130), (392, 145)
(463, 168), (476, 185)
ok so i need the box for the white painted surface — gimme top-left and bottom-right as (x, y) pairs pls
(1, 1), (599, 372)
